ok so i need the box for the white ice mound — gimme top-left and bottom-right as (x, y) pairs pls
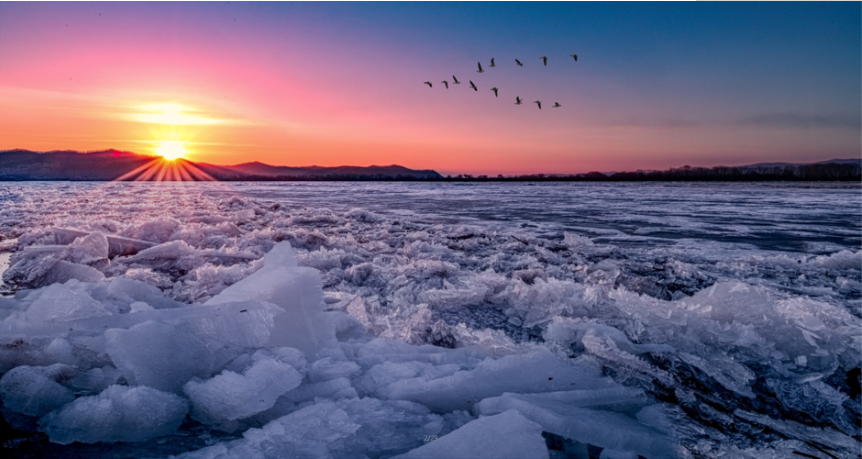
(40, 385), (188, 444)
(206, 241), (337, 357)
(392, 410), (549, 459)
(184, 348), (304, 424)
(474, 392), (676, 459)
(105, 321), (215, 394)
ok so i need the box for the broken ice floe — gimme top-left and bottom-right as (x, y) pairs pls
(0, 182), (859, 458)
(0, 241), (680, 458)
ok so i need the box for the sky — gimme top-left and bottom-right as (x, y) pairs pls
(0, 2), (859, 175)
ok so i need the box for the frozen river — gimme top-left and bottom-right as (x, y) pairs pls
(0, 181), (859, 458)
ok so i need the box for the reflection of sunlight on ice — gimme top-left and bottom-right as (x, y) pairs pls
(113, 158), (215, 182)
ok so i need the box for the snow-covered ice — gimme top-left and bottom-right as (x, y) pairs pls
(0, 181), (859, 459)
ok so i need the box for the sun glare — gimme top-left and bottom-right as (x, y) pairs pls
(155, 140), (188, 161)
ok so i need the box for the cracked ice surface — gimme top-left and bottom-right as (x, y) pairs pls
(0, 181), (859, 459)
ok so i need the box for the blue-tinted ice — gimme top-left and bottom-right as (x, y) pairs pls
(0, 181), (859, 459)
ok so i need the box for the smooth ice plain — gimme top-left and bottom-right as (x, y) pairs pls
(0, 181), (859, 459)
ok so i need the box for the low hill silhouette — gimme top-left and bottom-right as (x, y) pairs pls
(0, 149), (443, 181)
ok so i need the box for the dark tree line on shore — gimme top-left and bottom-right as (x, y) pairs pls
(435, 163), (861, 182)
(208, 162), (861, 182)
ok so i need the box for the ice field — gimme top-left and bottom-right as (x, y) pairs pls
(0, 181), (859, 459)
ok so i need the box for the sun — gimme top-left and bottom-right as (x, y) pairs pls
(155, 140), (188, 161)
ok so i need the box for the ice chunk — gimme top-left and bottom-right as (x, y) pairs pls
(52, 227), (156, 256)
(42, 260), (105, 285)
(282, 376), (358, 404)
(106, 276), (183, 310)
(206, 242), (336, 356)
(125, 240), (195, 263)
(380, 348), (611, 412)
(474, 393), (676, 459)
(67, 366), (123, 394)
(25, 281), (110, 321)
(392, 410), (549, 459)
(308, 357), (361, 382)
(120, 218), (180, 243)
(40, 385), (188, 444)
(0, 365), (75, 417)
(61, 231), (108, 265)
(545, 318), (675, 355)
(178, 401), (359, 459)
(105, 321), (214, 393)
(178, 398), (449, 459)
(184, 353), (303, 423)
(2, 245), (64, 288)
(159, 300), (281, 352)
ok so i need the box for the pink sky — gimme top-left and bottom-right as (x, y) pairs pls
(1, 3), (859, 175)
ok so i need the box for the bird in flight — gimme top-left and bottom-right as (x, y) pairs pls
(540, 56), (548, 66)
(452, 75), (461, 84)
(424, 81), (432, 88)
(570, 54), (578, 62)
(469, 81), (478, 91)
(534, 101), (542, 109)
(515, 96), (523, 105)
(491, 87), (498, 97)
(490, 58), (496, 68)
(477, 62), (485, 73)
(515, 59), (523, 66)
(441, 80), (449, 89)
(553, 102), (561, 107)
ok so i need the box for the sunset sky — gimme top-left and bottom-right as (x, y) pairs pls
(1, 2), (859, 175)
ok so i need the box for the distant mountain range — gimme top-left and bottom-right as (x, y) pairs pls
(0, 149), (858, 181)
(0, 149), (443, 181)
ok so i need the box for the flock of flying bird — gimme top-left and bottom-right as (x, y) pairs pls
(424, 54), (578, 109)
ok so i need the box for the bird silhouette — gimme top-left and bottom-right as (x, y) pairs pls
(553, 102), (561, 107)
(540, 56), (548, 66)
(570, 54), (578, 62)
(490, 87), (498, 97)
(534, 101), (542, 109)
(477, 62), (484, 73)
(515, 59), (523, 66)
(515, 96), (523, 105)
(490, 58), (496, 68)
(469, 81), (478, 91)
(442, 81), (449, 89)
(452, 75), (461, 84)
(423, 82), (432, 88)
